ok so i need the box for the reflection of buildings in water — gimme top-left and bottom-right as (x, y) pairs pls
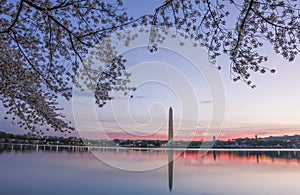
(173, 150), (300, 166)
(168, 149), (173, 192)
(0, 143), (91, 153)
(213, 151), (216, 162)
(2, 143), (300, 167)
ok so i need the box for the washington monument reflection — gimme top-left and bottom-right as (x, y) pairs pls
(168, 149), (173, 192)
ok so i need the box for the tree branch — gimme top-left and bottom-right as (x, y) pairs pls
(1, 0), (24, 33)
(233, 0), (254, 51)
(250, 7), (299, 30)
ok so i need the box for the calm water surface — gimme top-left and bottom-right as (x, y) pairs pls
(1, 144), (300, 194)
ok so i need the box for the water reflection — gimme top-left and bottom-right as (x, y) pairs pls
(3, 144), (300, 191)
(0, 143), (91, 153)
(3, 143), (300, 164)
(3, 144), (300, 162)
(213, 150), (216, 162)
(168, 149), (173, 192)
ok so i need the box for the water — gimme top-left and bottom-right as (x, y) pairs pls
(1, 144), (300, 194)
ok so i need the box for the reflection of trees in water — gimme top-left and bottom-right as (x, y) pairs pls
(172, 150), (300, 164)
(210, 151), (300, 163)
(0, 143), (90, 153)
(0, 144), (176, 192)
(2, 143), (300, 163)
(2, 144), (300, 192)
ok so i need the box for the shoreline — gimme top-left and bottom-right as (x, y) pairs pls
(1, 143), (300, 151)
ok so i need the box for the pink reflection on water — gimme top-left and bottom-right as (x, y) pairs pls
(2, 145), (300, 194)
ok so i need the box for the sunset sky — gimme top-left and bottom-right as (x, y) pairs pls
(1, 0), (300, 141)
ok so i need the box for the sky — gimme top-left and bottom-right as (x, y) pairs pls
(1, 0), (300, 141)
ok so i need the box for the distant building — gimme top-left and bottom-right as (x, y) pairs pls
(168, 107), (173, 143)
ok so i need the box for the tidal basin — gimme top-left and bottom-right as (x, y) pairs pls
(1, 144), (300, 194)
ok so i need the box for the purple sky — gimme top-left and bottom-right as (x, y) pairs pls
(1, 0), (300, 140)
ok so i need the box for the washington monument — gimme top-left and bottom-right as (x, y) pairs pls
(168, 107), (174, 191)
(168, 107), (173, 143)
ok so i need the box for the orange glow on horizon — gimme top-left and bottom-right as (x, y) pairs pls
(72, 128), (300, 141)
